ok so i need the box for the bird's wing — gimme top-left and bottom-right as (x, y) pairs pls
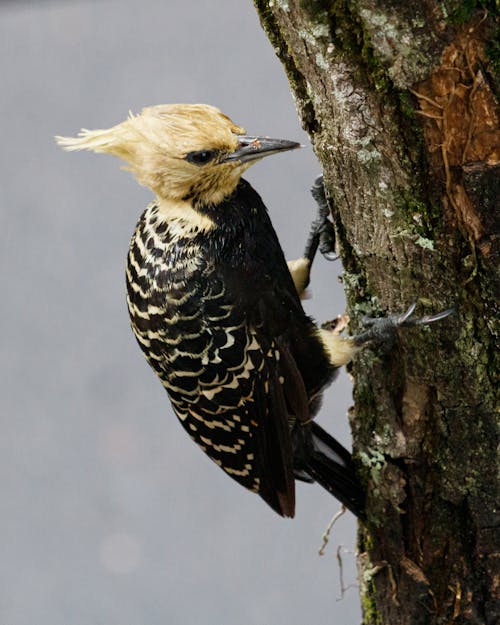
(170, 313), (297, 517)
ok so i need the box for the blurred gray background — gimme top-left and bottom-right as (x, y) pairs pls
(0, 1), (361, 623)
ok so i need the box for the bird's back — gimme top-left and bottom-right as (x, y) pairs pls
(125, 179), (333, 516)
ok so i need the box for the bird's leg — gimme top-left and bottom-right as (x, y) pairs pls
(352, 303), (455, 353)
(288, 175), (337, 297)
(319, 303), (454, 367)
(307, 175), (337, 263)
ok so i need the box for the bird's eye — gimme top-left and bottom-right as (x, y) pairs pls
(185, 149), (217, 165)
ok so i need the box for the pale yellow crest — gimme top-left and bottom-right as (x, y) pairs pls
(56, 104), (248, 204)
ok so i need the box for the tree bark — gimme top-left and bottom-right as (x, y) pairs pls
(253, 2), (499, 624)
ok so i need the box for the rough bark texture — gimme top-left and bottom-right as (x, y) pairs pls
(253, 2), (499, 624)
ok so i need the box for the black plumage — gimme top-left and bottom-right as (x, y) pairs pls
(126, 178), (363, 517)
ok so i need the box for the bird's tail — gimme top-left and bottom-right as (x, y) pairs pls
(304, 422), (365, 519)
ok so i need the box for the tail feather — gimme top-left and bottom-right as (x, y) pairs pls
(305, 422), (365, 518)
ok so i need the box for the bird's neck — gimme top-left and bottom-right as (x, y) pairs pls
(155, 197), (216, 235)
(139, 180), (269, 269)
(151, 179), (257, 239)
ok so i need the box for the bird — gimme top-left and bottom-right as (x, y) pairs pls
(56, 104), (453, 519)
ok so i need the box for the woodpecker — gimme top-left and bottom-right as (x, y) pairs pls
(57, 104), (452, 519)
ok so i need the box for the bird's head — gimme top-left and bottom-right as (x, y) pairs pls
(56, 104), (300, 206)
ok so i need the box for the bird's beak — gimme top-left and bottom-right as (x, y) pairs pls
(221, 135), (301, 164)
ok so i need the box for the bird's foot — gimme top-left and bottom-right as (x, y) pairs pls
(353, 303), (455, 354)
(304, 175), (337, 262)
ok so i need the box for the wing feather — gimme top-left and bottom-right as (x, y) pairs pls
(170, 318), (297, 517)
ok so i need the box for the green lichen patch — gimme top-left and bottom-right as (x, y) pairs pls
(394, 190), (443, 240)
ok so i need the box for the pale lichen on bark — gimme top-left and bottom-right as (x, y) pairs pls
(254, 1), (499, 623)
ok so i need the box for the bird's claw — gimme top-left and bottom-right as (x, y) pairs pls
(355, 303), (454, 351)
(319, 225), (337, 261)
(311, 175), (327, 207)
(306, 175), (337, 262)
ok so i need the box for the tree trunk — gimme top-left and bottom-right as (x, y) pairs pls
(253, 2), (499, 623)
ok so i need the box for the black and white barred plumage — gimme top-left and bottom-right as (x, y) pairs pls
(126, 180), (362, 516)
